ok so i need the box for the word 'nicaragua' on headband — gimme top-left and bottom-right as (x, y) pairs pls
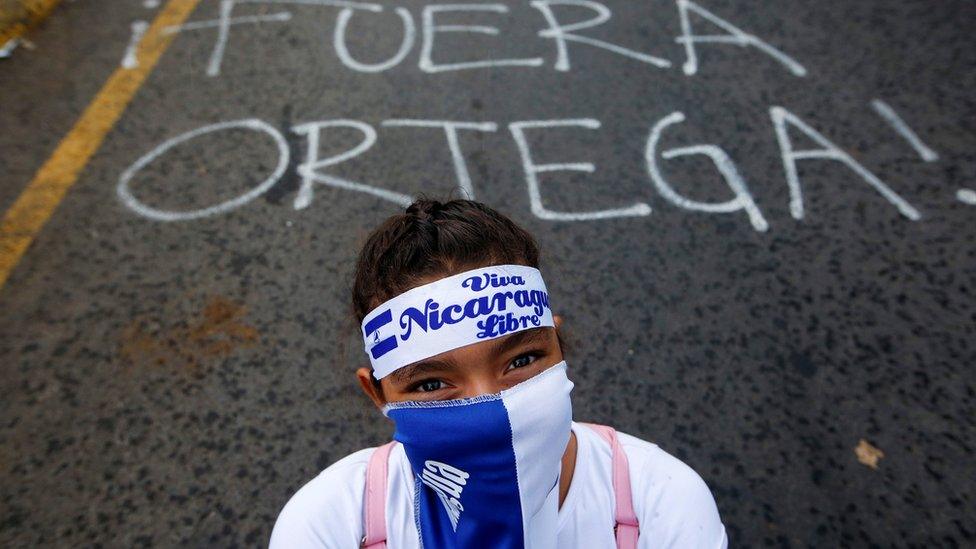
(361, 264), (554, 380)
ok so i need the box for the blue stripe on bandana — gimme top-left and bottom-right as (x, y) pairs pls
(388, 396), (524, 548)
(363, 309), (398, 359)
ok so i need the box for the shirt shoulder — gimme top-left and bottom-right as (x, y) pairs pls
(616, 430), (729, 549)
(268, 447), (373, 549)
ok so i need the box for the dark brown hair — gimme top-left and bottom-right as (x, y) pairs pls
(349, 196), (567, 388)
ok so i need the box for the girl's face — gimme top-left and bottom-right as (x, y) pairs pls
(356, 315), (564, 406)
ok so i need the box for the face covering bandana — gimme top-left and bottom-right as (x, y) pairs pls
(383, 361), (574, 549)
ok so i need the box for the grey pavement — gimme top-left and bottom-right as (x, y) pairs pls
(1, 0), (974, 546)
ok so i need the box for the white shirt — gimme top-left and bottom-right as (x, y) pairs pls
(270, 421), (728, 548)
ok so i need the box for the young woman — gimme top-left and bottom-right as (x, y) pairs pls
(270, 199), (727, 548)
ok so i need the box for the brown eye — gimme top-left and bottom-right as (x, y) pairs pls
(506, 353), (539, 372)
(416, 379), (443, 392)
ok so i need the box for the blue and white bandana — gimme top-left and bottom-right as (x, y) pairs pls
(361, 264), (555, 380)
(384, 362), (574, 549)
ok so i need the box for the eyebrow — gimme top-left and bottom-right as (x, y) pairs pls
(389, 327), (551, 386)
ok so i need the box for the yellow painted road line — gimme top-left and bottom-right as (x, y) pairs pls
(0, 0), (202, 291)
(0, 0), (61, 50)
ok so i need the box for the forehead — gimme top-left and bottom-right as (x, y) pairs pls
(388, 327), (554, 384)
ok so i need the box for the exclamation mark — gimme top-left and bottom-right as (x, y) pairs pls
(121, 20), (149, 69)
(871, 99), (939, 162)
(872, 99), (974, 206)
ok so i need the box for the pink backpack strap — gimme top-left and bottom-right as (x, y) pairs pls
(582, 423), (640, 549)
(361, 442), (397, 549)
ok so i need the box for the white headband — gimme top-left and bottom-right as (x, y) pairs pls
(361, 264), (555, 380)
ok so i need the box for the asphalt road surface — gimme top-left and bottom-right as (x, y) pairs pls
(1, 0), (974, 546)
